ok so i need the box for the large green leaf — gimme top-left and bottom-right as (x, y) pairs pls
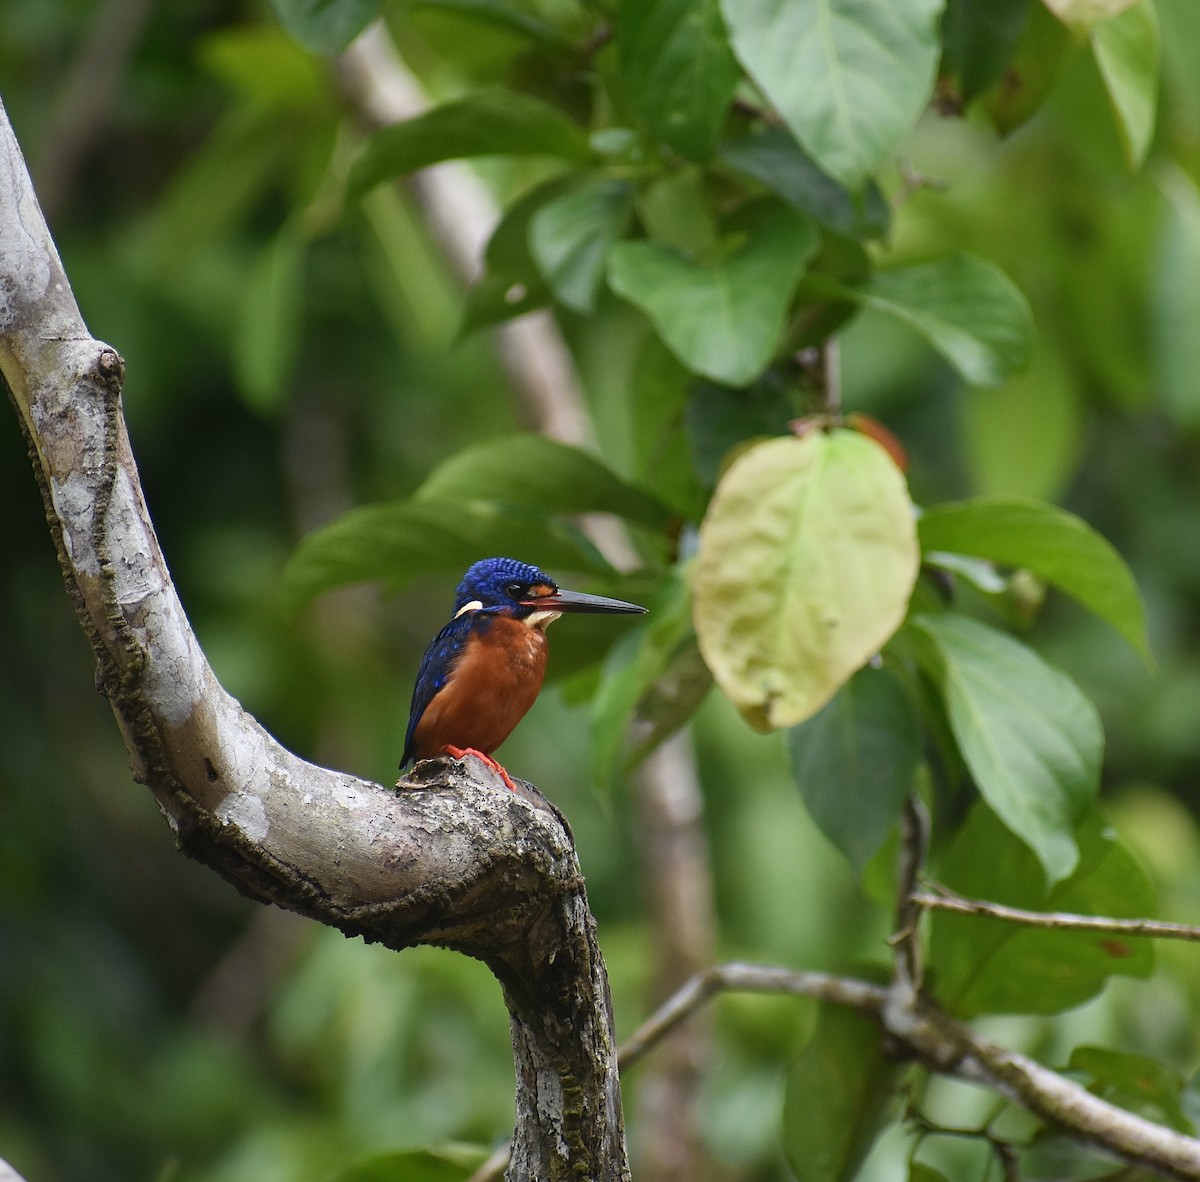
(917, 497), (1150, 660)
(282, 497), (610, 608)
(719, 128), (890, 238)
(786, 664), (921, 876)
(782, 1003), (901, 1182)
(618, 0), (741, 161)
(348, 91), (591, 197)
(271, 0), (381, 53)
(694, 430), (919, 731)
(929, 804), (1155, 1017)
(721, 0), (942, 191)
(844, 255), (1033, 387)
(912, 614), (1103, 883)
(1091, 0), (1160, 169)
(528, 179), (634, 314)
(415, 434), (671, 528)
(606, 205), (817, 385)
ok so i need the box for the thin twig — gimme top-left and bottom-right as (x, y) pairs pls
(465, 1144), (510, 1182)
(914, 884), (1200, 943)
(618, 963), (887, 1071)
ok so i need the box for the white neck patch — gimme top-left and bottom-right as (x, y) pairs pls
(454, 599), (484, 619)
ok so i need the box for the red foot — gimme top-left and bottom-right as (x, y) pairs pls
(444, 745), (519, 793)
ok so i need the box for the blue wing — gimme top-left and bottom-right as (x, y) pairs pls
(401, 613), (473, 767)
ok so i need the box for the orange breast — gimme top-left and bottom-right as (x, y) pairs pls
(408, 616), (548, 759)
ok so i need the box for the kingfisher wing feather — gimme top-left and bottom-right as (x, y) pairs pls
(401, 614), (471, 767)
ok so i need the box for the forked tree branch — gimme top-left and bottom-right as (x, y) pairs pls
(0, 96), (628, 1182)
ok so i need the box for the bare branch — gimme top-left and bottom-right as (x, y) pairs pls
(915, 884), (1200, 943)
(0, 94), (629, 1182)
(613, 962), (1200, 1181)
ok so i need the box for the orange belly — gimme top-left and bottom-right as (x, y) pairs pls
(409, 617), (548, 759)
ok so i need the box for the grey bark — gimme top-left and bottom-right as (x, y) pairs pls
(0, 95), (629, 1182)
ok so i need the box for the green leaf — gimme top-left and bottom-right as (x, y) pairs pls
(1069, 1046), (1193, 1132)
(233, 223), (306, 414)
(282, 498), (610, 609)
(606, 204), (818, 385)
(626, 642), (713, 765)
(913, 614), (1103, 883)
(1091, 0), (1160, 168)
(694, 430), (919, 731)
(683, 373), (795, 486)
(786, 664), (921, 876)
(618, 0), (741, 161)
(719, 128), (890, 238)
(634, 166), (720, 256)
(983, 0), (1073, 134)
(721, 0), (942, 191)
(917, 497), (1150, 660)
(628, 333), (708, 519)
(1154, 169), (1200, 428)
(1018, 1131), (1125, 1179)
(327, 1145), (487, 1182)
(590, 570), (696, 788)
(929, 804), (1155, 1017)
(844, 255), (1034, 387)
(941, 0), (1032, 105)
(460, 177), (575, 334)
(528, 179), (634, 314)
(348, 91), (591, 197)
(415, 434), (671, 528)
(270, 0), (381, 54)
(782, 1003), (900, 1182)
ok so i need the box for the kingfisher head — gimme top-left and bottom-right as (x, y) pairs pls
(452, 557), (646, 630)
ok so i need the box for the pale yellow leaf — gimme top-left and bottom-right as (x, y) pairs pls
(693, 430), (919, 730)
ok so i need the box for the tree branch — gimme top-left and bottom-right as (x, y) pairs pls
(0, 94), (628, 1182)
(915, 884), (1200, 942)
(614, 962), (1200, 1181)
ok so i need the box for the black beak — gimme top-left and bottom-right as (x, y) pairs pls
(523, 588), (647, 615)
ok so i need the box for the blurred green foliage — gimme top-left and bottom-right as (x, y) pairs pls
(4, 0), (1200, 1180)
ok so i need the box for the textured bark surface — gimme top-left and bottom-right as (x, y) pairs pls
(0, 96), (629, 1182)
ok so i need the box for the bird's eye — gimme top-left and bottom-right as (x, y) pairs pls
(505, 581), (527, 598)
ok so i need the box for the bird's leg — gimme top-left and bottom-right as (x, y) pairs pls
(444, 745), (519, 793)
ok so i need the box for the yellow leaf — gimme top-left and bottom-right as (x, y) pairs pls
(694, 430), (918, 730)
